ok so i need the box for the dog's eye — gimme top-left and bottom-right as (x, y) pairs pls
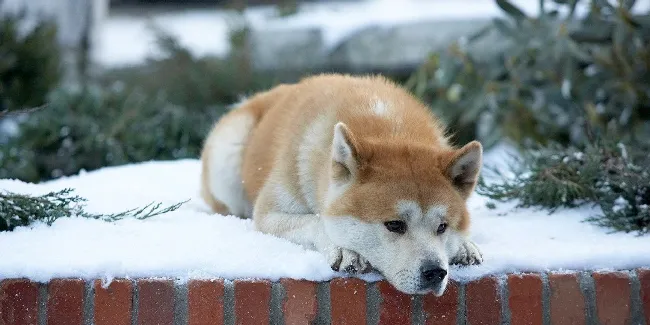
(384, 220), (407, 234)
(436, 223), (448, 235)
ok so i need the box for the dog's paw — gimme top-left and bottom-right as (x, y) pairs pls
(327, 247), (372, 274)
(450, 240), (483, 266)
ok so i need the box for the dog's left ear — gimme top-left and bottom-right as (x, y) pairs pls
(445, 141), (483, 198)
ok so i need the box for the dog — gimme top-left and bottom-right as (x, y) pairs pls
(200, 74), (483, 296)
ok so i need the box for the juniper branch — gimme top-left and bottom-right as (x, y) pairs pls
(479, 141), (650, 234)
(0, 104), (49, 119)
(0, 188), (187, 232)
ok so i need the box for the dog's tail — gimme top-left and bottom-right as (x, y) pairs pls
(199, 84), (293, 218)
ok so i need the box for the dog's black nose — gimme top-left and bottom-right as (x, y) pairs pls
(421, 265), (447, 285)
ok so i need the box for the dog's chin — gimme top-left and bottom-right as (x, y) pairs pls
(387, 281), (448, 296)
(430, 284), (447, 297)
(393, 279), (448, 297)
(411, 284), (447, 297)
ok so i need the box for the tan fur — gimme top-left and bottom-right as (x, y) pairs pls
(200, 73), (483, 295)
(238, 74), (472, 230)
(199, 85), (291, 217)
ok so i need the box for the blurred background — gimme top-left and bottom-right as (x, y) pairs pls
(0, 0), (648, 184)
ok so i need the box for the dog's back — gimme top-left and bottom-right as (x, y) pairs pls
(201, 74), (451, 217)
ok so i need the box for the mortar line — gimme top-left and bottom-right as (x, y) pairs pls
(499, 275), (511, 325)
(541, 273), (551, 325)
(630, 270), (646, 325)
(83, 280), (94, 325)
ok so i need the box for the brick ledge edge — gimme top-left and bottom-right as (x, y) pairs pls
(1, 269), (649, 325)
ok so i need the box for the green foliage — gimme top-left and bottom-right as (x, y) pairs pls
(0, 28), (278, 183)
(479, 140), (650, 234)
(406, 0), (650, 149)
(0, 83), (222, 182)
(0, 188), (185, 232)
(408, 0), (650, 234)
(0, 12), (61, 115)
(276, 0), (299, 17)
(100, 28), (273, 112)
(453, 0), (650, 234)
(479, 144), (598, 210)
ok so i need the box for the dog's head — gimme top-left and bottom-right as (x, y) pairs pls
(322, 122), (482, 296)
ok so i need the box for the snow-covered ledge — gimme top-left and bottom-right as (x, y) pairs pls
(93, 0), (650, 73)
(1, 143), (650, 323)
(89, 1), (538, 72)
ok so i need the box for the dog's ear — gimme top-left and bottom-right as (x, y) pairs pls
(445, 141), (483, 199)
(331, 122), (361, 182)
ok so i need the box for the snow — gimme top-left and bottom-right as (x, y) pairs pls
(93, 12), (233, 67)
(0, 160), (339, 283)
(613, 196), (630, 213)
(94, 0), (650, 68)
(245, 0), (541, 51)
(561, 79), (571, 99)
(1, 143), (650, 284)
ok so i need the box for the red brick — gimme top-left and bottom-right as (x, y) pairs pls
(548, 273), (585, 325)
(422, 280), (458, 325)
(638, 269), (650, 325)
(465, 277), (501, 325)
(330, 278), (366, 325)
(93, 279), (132, 325)
(0, 279), (39, 325)
(234, 280), (271, 325)
(137, 279), (174, 325)
(508, 274), (543, 325)
(377, 280), (411, 324)
(593, 272), (631, 325)
(188, 280), (224, 325)
(47, 279), (85, 325)
(281, 279), (317, 325)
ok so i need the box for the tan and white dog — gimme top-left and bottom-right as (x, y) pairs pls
(200, 74), (483, 296)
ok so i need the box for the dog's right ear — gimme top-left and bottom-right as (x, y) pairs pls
(444, 140), (483, 199)
(331, 122), (360, 182)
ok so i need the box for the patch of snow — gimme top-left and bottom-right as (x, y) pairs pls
(612, 196), (630, 213)
(0, 0), (59, 38)
(1, 145), (650, 284)
(585, 64), (599, 77)
(92, 11), (233, 67)
(93, 0), (650, 68)
(480, 140), (522, 183)
(561, 79), (571, 99)
(618, 142), (629, 160)
(86, 0), (542, 67)
(0, 118), (20, 143)
(0, 144), (650, 281)
(573, 152), (584, 161)
(244, 0), (541, 52)
(0, 160), (353, 284)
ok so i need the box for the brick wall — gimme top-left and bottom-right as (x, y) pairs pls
(1, 269), (649, 324)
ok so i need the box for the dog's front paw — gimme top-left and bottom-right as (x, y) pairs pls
(327, 247), (372, 274)
(451, 240), (483, 266)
